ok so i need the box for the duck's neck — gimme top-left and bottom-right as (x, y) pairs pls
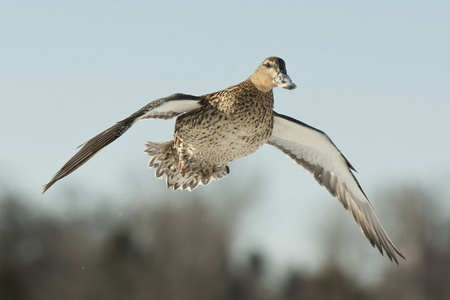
(248, 75), (275, 93)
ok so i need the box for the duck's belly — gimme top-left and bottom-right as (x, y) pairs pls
(175, 110), (273, 165)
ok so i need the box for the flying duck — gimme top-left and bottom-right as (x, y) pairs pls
(43, 57), (404, 263)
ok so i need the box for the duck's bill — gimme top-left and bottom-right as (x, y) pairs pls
(275, 73), (297, 90)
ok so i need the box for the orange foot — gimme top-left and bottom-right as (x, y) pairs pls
(178, 159), (186, 176)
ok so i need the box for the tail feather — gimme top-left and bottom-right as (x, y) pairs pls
(144, 141), (229, 191)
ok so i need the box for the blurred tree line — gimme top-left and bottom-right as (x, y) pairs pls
(0, 184), (449, 300)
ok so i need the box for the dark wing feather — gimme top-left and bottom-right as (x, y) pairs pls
(43, 93), (202, 193)
(266, 112), (404, 263)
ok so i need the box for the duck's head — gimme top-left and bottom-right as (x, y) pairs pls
(250, 57), (297, 92)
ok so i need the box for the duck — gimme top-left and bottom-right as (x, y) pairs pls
(43, 56), (404, 263)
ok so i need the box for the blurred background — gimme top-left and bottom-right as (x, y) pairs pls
(1, 1), (450, 299)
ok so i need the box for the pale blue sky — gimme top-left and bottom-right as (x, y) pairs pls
(1, 1), (450, 273)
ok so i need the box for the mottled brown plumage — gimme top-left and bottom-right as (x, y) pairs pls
(149, 79), (275, 190)
(43, 57), (404, 264)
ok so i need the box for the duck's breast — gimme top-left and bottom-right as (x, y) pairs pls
(175, 94), (274, 165)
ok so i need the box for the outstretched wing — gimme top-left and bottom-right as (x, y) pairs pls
(266, 111), (404, 263)
(43, 93), (202, 193)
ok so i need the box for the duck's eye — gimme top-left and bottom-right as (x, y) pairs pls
(264, 63), (271, 68)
